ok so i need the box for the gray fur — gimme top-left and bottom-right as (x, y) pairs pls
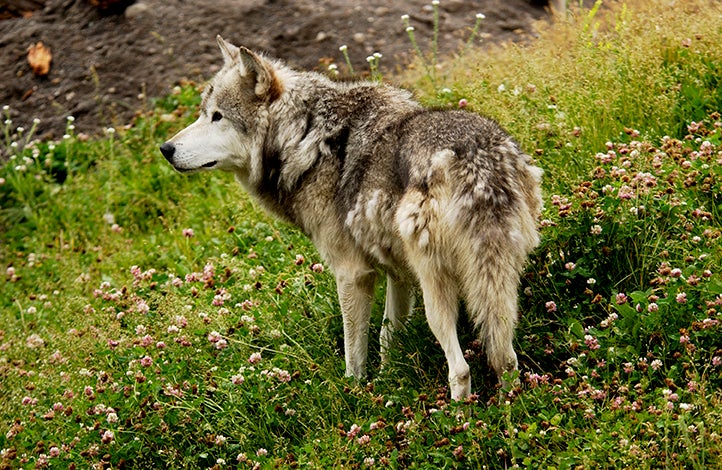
(160, 36), (543, 400)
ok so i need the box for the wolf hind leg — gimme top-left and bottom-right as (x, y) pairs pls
(334, 263), (377, 380)
(414, 267), (470, 400)
(380, 274), (415, 365)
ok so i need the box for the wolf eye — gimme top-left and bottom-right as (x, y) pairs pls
(211, 111), (223, 122)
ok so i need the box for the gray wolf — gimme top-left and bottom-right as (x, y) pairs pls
(160, 36), (543, 400)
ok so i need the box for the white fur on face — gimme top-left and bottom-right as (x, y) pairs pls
(165, 92), (252, 174)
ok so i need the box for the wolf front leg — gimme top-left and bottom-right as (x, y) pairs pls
(380, 274), (414, 365)
(334, 266), (377, 379)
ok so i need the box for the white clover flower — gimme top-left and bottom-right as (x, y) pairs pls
(26, 333), (44, 348)
(339, 45), (348, 52)
(476, 13), (486, 19)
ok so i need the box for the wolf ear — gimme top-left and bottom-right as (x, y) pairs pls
(216, 36), (283, 102)
(217, 35), (240, 66)
(238, 46), (284, 102)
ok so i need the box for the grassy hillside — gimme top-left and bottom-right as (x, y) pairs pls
(1, 0), (721, 468)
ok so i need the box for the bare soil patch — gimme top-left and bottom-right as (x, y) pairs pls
(0, 0), (553, 139)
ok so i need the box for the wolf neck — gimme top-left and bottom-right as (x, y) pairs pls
(240, 71), (419, 230)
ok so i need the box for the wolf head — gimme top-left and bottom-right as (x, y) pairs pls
(159, 36), (284, 174)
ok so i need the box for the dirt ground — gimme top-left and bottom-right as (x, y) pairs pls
(0, 0), (555, 140)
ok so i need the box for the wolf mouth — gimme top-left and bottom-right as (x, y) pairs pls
(175, 161), (216, 173)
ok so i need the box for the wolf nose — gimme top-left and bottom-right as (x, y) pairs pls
(159, 142), (175, 161)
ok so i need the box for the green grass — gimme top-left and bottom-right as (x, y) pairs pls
(2, 0), (722, 468)
(404, 0), (722, 191)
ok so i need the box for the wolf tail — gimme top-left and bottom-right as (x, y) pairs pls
(457, 155), (543, 380)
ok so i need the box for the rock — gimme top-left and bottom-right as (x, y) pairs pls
(124, 2), (148, 19)
(442, 0), (466, 13)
